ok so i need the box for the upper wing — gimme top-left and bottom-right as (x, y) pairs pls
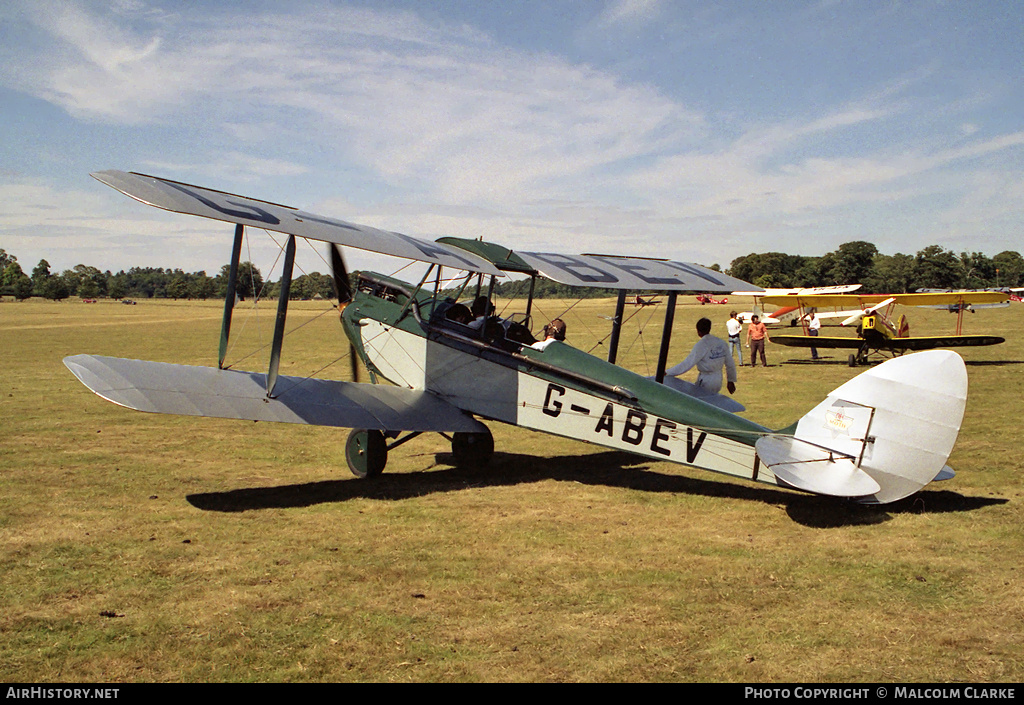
(514, 252), (757, 293)
(64, 354), (488, 433)
(760, 291), (1008, 308)
(92, 171), (502, 276)
(731, 284), (862, 297)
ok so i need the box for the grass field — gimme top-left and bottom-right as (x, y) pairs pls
(1, 295), (1022, 682)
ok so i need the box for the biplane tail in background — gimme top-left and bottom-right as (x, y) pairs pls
(66, 170), (971, 504)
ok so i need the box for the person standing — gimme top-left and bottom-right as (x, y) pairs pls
(746, 314), (770, 367)
(805, 310), (821, 360)
(726, 311), (744, 366)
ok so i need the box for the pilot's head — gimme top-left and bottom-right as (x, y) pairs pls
(471, 296), (493, 318)
(543, 319), (566, 341)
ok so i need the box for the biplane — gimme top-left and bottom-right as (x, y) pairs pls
(65, 171), (972, 504)
(764, 292), (1006, 366)
(632, 294), (661, 307)
(695, 293), (728, 305)
(730, 285), (863, 325)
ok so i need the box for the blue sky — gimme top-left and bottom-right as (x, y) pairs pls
(2, 0), (1023, 280)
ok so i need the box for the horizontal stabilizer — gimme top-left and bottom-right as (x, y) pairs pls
(64, 355), (487, 433)
(755, 435), (881, 497)
(653, 376), (745, 412)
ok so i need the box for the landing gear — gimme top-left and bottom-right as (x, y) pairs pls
(451, 429), (494, 468)
(345, 429), (387, 478)
(848, 353), (858, 368)
(344, 425), (494, 476)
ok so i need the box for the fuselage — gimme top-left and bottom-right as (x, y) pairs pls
(342, 272), (785, 489)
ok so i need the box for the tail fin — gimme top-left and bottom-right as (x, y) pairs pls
(755, 350), (967, 504)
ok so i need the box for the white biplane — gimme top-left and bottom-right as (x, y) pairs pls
(65, 171), (971, 504)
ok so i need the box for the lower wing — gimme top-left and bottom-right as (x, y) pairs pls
(772, 334), (1004, 351)
(64, 355), (487, 433)
(887, 335), (1005, 350)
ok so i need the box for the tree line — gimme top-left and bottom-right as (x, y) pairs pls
(0, 250), (336, 302)
(3, 241), (1023, 302)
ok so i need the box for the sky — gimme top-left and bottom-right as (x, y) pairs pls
(1, 0), (1023, 282)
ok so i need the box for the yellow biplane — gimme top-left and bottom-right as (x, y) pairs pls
(765, 291), (1007, 366)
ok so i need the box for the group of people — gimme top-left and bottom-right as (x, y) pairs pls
(724, 310), (771, 368)
(444, 295), (566, 351)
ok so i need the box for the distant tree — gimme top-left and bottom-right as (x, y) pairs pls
(0, 249), (16, 274)
(41, 275), (69, 301)
(58, 270), (80, 297)
(865, 253), (915, 293)
(70, 265), (107, 298)
(107, 273), (127, 300)
(914, 245), (961, 290)
(827, 241), (878, 285)
(3, 261), (33, 300)
(958, 252), (996, 289)
(167, 276), (189, 300)
(729, 252), (814, 288)
(31, 259), (52, 295)
(11, 271), (34, 300)
(218, 262), (264, 300)
(188, 273), (216, 300)
(993, 251), (1024, 287)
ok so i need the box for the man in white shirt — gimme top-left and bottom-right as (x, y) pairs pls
(666, 317), (737, 395)
(805, 310), (821, 360)
(725, 311), (743, 366)
(530, 318), (566, 351)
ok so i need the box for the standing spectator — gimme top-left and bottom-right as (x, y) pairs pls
(746, 314), (770, 367)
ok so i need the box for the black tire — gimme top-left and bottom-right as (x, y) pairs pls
(451, 429), (494, 468)
(345, 429), (387, 478)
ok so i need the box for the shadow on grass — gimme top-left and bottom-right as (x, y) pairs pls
(186, 449), (1008, 528)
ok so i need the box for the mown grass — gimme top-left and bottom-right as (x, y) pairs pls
(1, 295), (1022, 682)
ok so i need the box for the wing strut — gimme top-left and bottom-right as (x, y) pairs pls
(267, 234), (296, 397)
(218, 224), (244, 369)
(607, 290), (627, 364)
(655, 291), (678, 383)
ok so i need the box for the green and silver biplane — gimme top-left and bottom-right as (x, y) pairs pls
(66, 171), (969, 504)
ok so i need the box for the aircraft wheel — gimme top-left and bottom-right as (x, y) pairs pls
(848, 354), (857, 368)
(451, 429), (494, 468)
(345, 429), (387, 478)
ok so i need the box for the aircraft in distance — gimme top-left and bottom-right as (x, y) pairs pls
(763, 292), (1007, 367)
(695, 293), (728, 305)
(66, 171), (972, 504)
(631, 294), (661, 307)
(914, 288), (1012, 313)
(730, 285), (863, 325)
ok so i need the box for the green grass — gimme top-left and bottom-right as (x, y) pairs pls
(1, 296), (1022, 682)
